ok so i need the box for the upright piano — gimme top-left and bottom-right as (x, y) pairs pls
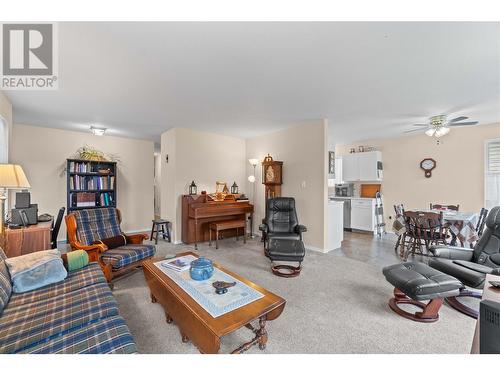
(181, 194), (254, 249)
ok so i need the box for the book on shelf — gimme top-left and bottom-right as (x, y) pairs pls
(75, 192), (96, 207)
(160, 255), (196, 272)
(69, 175), (115, 191)
(69, 161), (93, 173)
(99, 192), (114, 207)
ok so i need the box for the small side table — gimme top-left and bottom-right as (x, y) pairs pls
(150, 219), (171, 244)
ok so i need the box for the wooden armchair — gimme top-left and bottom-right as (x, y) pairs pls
(66, 208), (155, 282)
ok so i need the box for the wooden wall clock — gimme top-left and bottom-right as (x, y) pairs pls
(262, 154), (283, 209)
(420, 158), (436, 178)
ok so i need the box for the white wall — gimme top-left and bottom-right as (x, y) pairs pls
(246, 120), (329, 251)
(161, 128), (247, 242)
(0, 91), (12, 162)
(154, 152), (161, 216)
(11, 124), (155, 240)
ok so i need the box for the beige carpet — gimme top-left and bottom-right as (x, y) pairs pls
(111, 238), (476, 354)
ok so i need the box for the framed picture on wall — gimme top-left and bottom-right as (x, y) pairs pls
(328, 151), (335, 176)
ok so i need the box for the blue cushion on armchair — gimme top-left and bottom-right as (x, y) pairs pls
(100, 244), (156, 270)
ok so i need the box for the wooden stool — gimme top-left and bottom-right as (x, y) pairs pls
(150, 219), (171, 244)
(209, 220), (246, 249)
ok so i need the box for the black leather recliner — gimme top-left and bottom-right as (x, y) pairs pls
(428, 206), (500, 318)
(259, 197), (307, 277)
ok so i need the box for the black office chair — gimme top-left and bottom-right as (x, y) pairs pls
(476, 208), (489, 237)
(259, 197), (307, 277)
(428, 206), (500, 318)
(51, 207), (65, 249)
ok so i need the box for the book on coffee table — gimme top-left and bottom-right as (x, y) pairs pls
(161, 255), (196, 272)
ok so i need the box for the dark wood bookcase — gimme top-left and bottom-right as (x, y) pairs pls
(66, 159), (117, 213)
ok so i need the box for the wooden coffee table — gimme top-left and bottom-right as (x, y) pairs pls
(142, 252), (286, 354)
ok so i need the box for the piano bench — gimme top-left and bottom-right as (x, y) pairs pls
(209, 220), (246, 249)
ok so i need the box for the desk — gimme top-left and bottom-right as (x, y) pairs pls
(3, 222), (52, 258)
(470, 273), (500, 354)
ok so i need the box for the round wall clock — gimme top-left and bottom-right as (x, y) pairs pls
(420, 158), (436, 178)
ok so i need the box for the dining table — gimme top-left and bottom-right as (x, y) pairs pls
(392, 209), (479, 248)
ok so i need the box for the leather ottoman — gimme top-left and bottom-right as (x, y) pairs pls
(266, 238), (305, 278)
(383, 262), (463, 322)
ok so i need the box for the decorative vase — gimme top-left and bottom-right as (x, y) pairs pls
(189, 257), (214, 281)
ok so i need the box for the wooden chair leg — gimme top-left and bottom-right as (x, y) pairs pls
(209, 227), (212, 246)
(166, 223), (172, 243)
(154, 224), (160, 244)
(160, 224), (166, 240)
(150, 223), (155, 241)
(394, 235), (401, 253)
(216, 229), (219, 250)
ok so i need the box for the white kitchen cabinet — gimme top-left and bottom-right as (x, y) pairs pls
(341, 151), (382, 182)
(332, 158), (344, 184)
(341, 154), (359, 182)
(351, 198), (376, 232)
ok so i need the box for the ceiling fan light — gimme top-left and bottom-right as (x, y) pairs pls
(434, 127), (446, 138)
(90, 126), (106, 136)
(425, 128), (435, 137)
(440, 127), (450, 135)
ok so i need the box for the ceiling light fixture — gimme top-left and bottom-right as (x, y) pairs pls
(90, 126), (106, 136)
(434, 126), (450, 138)
(425, 115), (450, 138)
(425, 128), (436, 137)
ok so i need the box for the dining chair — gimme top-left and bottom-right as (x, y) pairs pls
(475, 207), (489, 238)
(401, 210), (447, 260)
(393, 203), (405, 253)
(429, 203), (460, 211)
(51, 207), (65, 249)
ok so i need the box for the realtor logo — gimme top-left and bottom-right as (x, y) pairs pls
(1, 23), (58, 89)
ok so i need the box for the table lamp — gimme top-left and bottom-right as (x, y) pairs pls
(0, 164), (30, 239)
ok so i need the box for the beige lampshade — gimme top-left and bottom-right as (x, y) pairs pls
(0, 164), (31, 189)
(248, 158), (259, 166)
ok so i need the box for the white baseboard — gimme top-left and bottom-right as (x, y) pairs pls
(305, 245), (333, 253)
(128, 228), (151, 234)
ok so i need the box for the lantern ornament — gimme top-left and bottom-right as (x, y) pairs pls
(231, 182), (239, 194)
(189, 181), (197, 195)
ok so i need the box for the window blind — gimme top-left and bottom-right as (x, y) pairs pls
(485, 139), (500, 209)
(487, 140), (500, 173)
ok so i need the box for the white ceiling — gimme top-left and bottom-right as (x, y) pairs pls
(5, 22), (500, 145)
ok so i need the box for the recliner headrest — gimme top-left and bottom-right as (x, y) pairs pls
(485, 206), (500, 229)
(269, 197), (296, 212)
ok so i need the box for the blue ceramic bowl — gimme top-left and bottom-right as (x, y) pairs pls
(190, 257), (214, 281)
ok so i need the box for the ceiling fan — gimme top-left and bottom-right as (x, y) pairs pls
(405, 114), (479, 137)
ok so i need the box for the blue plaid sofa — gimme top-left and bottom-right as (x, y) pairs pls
(0, 248), (137, 354)
(66, 208), (156, 280)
